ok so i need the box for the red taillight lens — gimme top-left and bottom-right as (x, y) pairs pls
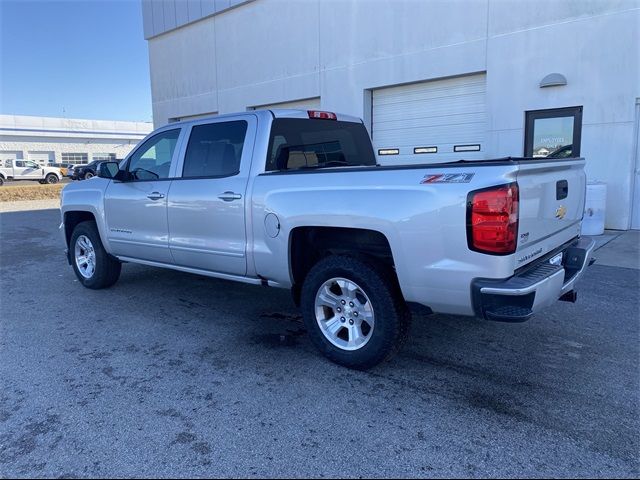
(307, 110), (337, 120)
(467, 183), (519, 254)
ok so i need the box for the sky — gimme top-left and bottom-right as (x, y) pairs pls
(0, 0), (152, 122)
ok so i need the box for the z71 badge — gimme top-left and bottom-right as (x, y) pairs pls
(421, 173), (475, 184)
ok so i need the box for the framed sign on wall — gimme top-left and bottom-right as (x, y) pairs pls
(524, 106), (583, 159)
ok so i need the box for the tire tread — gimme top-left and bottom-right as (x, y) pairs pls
(70, 221), (121, 289)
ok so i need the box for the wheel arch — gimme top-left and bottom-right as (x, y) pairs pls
(288, 226), (398, 306)
(64, 210), (98, 248)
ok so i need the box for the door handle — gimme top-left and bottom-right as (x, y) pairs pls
(218, 191), (242, 202)
(147, 192), (165, 200)
(556, 180), (568, 200)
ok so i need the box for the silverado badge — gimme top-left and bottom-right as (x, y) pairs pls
(555, 205), (567, 219)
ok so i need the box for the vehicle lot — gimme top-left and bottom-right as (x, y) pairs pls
(0, 178), (72, 187)
(0, 208), (638, 478)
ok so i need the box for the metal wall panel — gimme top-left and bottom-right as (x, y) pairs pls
(250, 97), (321, 111)
(143, 0), (253, 39)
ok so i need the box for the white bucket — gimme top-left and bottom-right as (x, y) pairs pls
(581, 182), (607, 236)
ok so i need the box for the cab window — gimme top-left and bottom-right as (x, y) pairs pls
(182, 121), (248, 178)
(266, 119), (376, 171)
(127, 129), (180, 180)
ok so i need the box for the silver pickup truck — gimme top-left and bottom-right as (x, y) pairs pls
(60, 109), (595, 369)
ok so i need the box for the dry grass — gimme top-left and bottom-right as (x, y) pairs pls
(0, 183), (65, 202)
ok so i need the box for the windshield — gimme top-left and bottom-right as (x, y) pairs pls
(266, 119), (376, 171)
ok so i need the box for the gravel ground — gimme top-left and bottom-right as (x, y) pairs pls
(0, 179), (71, 188)
(0, 199), (60, 213)
(0, 209), (638, 478)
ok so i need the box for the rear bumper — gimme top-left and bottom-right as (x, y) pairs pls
(472, 237), (596, 322)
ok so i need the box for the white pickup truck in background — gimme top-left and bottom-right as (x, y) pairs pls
(0, 159), (63, 186)
(59, 109), (595, 369)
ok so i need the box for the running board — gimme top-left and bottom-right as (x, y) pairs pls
(116, 256), (282, 287)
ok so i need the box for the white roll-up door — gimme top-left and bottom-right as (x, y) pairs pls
(28, 151), (55, 165)
(372, 74), (487, 164)
(251, 97), (321, 111)
(0, 151), (23, 162)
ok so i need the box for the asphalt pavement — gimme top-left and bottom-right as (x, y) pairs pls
(0, 208), (638, 478)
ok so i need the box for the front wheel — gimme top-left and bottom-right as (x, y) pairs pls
(70, 221), (121, 289)
(301, 255), (411, 370)
(84, 172), (94, 180)
(0, 176), (4, 186)
(45, 173), (59, 184)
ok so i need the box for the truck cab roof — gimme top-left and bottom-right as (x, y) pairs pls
(163, 109), (364, 130)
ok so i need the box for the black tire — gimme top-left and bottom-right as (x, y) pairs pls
(0, 176), (4, 186)
(70, 221), (121, 289)
(45, 173), (59, 184)
(301, 255), (411, 370)
(84, 172), (94, 180)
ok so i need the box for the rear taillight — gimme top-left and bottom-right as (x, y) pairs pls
(307, 110), (337, 120)
(467, 183), (519, 255)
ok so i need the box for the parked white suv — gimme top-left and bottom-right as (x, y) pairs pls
(59, 109), (595, 369)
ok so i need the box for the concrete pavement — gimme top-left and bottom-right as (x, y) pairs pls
(591, 230), (640, 270)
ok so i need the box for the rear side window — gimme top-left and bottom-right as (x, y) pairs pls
(182, 121), (248, 178)
(266, 119), (376, 171)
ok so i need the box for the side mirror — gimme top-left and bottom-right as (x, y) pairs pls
(98, 162), (123, 180)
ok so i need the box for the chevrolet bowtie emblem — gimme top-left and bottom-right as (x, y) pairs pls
(555, 205), (567, 219)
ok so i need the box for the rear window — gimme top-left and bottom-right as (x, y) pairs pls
(266, 119), (376, 171)
(182, 121), (248, 178)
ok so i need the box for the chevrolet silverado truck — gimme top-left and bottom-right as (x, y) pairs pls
(0, 159), (62, 186)
(59, 109), (595, 369)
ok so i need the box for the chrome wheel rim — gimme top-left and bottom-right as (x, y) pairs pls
(314, 277), (375, 351)
(74, 235), (96, 279)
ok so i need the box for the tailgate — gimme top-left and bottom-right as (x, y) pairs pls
(516, 158), (586, 257)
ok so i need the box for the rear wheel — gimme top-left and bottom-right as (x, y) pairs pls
(0, 176), (5, 186)
(70, 221), (121, 289)
(301, 255), (410, 369)
(45, 173), (59, 184)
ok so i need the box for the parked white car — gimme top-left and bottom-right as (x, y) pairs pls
(59, 109), (595, 369)
(0, 159), (62, 186)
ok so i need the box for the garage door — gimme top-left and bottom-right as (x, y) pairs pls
(0, 151), (23, 162)
(372, 74), (487, 164)
(251, 97), (321, 111)
(28, 151), (54, 165)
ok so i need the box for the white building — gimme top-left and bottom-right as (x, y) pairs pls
(142, 0), (639, 230)
(0, 115), (153, 166)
